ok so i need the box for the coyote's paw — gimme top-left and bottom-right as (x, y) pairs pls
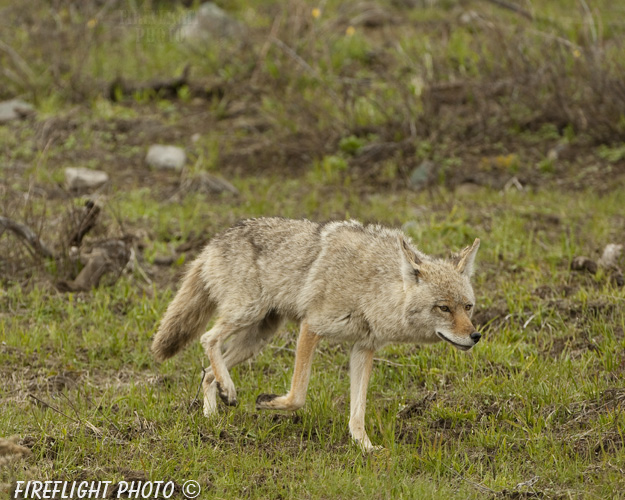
(355, 441), (383, 453)
(351, 433), (383, 453)
(256, 393), (305, 411)
(364, 444), (385, 453)
(216, 381), (238, 407)
(255, 393), (280, 410)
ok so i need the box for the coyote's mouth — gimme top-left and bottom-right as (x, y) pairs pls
(436, 331), (473, 351)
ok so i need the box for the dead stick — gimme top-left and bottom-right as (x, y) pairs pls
(68, 202), (101, 247)
(191, 368), (207, 410)
(30, 393), (102, 436)
(0, 216), (55, 259)
(28, 394), (80, 424)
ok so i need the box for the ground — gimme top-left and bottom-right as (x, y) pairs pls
(1, 0), (624, 498)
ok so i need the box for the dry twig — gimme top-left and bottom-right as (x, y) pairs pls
(0, 216), (55, 259)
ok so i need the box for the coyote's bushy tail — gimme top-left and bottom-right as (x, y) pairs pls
(151, 259), (216, 362)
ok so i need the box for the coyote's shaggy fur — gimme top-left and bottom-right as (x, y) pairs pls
(152, 217), (481, 451)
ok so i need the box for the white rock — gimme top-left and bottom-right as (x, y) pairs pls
(0, 99), (35, 123)
(598, 243), (623, 270)
(178, 2), (246, 42)
(146, 145), (186, 170)
(65, 167), (109, 190)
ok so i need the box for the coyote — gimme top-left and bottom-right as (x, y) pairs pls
(152, 217), (481, 451)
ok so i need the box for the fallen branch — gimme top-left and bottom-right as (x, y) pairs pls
(108, 65), (224, 101)
(56, 240), (131, 292)
(28, 394), (102, 437)
(109, 65), (190, 101)
(0, 216), (55, 259)
(2, 205), (133, 291)
(67, 200), (101, 248)
(28, 394), (79, 424)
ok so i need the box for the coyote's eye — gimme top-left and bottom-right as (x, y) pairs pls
(465, 304), (473, 311)
(438, 305), (451, 313)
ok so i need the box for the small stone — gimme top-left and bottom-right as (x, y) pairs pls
(178, 2), (246, 43)
(65, 167), (109, 190)
(598, 243), (623, 270)
(409, 160), (435, 189)
(0, 99), (35, 123)
(146, 145), (186, 170)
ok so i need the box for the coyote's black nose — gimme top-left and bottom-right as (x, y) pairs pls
(470, 332), (481, 343)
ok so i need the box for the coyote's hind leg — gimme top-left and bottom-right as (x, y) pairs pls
(200, 319), (241, 407)
(202, 312), (284, 416)
(256, 322), (320, 411)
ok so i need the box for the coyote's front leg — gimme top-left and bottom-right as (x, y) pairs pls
(256, 322), (319, 411)
(349, 344), (376, 452)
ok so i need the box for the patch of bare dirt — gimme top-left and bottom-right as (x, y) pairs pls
(473, 305), (509, 330)
(571, 431), (625, 461)
(545, 389), (625, 463)
(27, 372), (82, 393)
(533, 284), (577, 300)
(542, 335), (594, 359)
(549, 298), (616, 323)
(497, 490), (548, 499)
(397, 392), (437, 420)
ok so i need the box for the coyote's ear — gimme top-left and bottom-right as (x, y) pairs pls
(398, 235), (422, 286)
(454, 238), (480, 277)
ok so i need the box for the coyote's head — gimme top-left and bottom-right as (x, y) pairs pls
(399, 237), (481, 351)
